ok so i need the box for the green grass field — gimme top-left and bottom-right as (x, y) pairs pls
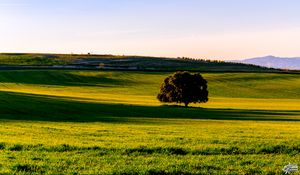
(0, 70), (300, 174)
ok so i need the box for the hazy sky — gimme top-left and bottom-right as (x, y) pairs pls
(1, 0), (300, 60)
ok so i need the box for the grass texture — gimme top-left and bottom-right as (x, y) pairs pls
(0, 70), (299, 174)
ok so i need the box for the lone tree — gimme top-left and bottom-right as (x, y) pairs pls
(157, 71), (208, 107)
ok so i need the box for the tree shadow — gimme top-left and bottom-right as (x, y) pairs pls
(161, 104), (206, 109)
(0, 91), (299, 123)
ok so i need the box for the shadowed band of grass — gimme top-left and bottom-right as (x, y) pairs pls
(2, 143), (300, 155)
(0, 91), (300, 122)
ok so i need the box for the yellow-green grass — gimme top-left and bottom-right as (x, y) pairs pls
(0, 70), (299, 109)
(1, 119), (300, 174)
(0, 70), (299, 174)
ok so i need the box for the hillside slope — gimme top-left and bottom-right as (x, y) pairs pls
(0, 53), (277, 72)
(0, 70), (299, 113)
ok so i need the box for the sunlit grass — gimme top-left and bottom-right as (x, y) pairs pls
(0, 70), (299, 109)
(0, 70), (299, 174)
(0, 119), (300, 174)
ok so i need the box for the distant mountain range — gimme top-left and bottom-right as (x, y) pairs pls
(230, 56), (300, 70)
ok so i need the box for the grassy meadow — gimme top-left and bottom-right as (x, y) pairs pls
(0, 70), (300, 174)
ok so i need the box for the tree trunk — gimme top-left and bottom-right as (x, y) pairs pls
(184, 102), (189, 107)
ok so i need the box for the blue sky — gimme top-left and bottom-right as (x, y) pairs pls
(1, 0), (300, 59)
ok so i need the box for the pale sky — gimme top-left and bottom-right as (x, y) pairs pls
(1, 0), (300, 60)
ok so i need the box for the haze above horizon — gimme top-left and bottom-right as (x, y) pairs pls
(1, 0), (300, 60)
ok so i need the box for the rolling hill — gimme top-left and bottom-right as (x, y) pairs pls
(0, 70), (299, 121)
(0, 53), (280, 72)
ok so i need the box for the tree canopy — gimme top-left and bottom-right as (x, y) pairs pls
(157, 71), (208, 107)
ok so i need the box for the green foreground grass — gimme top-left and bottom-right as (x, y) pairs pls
(1, 120), (300, 174)
(0, 70), (300, 174)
